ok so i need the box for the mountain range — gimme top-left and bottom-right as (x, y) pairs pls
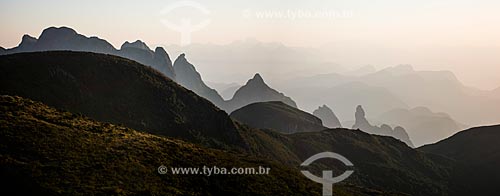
(1, 28), (500, 195)
(281, 65), (500, 147)
(0, 27), (175, 80)
(0, 26), (297, 115)
(282, 65), (500, 127)
(0, 51), (460, 195)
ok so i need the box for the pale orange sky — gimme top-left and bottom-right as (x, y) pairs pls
(1, 0), (499, 89)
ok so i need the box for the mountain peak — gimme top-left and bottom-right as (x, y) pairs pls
(153, 47), (175, 80)
(173, 53), (189, 67)
(246, 73), (266, 86)
(21, 34), (37, 42)
(121, 40), (150, 51)
(173, 53), (225, 106)
(39, 26), (78, 40)
(253, 73), (263, 80)
(154, 47), (167, 55)
(355, 105), (366, 120)
(226, 73), (297, 112)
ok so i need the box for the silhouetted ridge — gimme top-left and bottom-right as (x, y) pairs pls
(39, 26), (78, 40)
(1, 26), (175, 80)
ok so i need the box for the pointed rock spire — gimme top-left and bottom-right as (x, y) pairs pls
(313, 104), (342, 128)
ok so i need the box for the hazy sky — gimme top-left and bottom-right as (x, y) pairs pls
(1, 0), (499, 89)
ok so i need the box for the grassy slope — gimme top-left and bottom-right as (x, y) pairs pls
(0, 95), (322, 195)
(239, 125), (453, 195)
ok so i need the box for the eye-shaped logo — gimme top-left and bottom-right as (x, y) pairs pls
(301, 152), (354, 196)
(160, 1), (210, 46)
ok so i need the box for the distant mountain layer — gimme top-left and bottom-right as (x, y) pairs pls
(419, 125), (500, 196)
(313, 104), (342, 128)
(379, 107), (464, 147)
(0, 27), (175, 81)
(206, 81), (241, 100)
(0, 51), (243, 149)
(225, 73), (297, 112)
(285, 81), (409, 122)
(231, 101), (325, 134)
(284, 64), (500, 126)
(353, 105), (414, 147)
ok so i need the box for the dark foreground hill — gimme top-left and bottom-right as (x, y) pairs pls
(0, 51), (243, 150)
(0, 95), (312, 195)
(239, 125), (452, 195)
(231, 101), (326, 133)
(420, 125), (500, 195)
(0, 95), (402, 196)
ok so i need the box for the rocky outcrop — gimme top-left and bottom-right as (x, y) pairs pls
(313, 105), (342, 128)
(353, 105), (414, 147)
